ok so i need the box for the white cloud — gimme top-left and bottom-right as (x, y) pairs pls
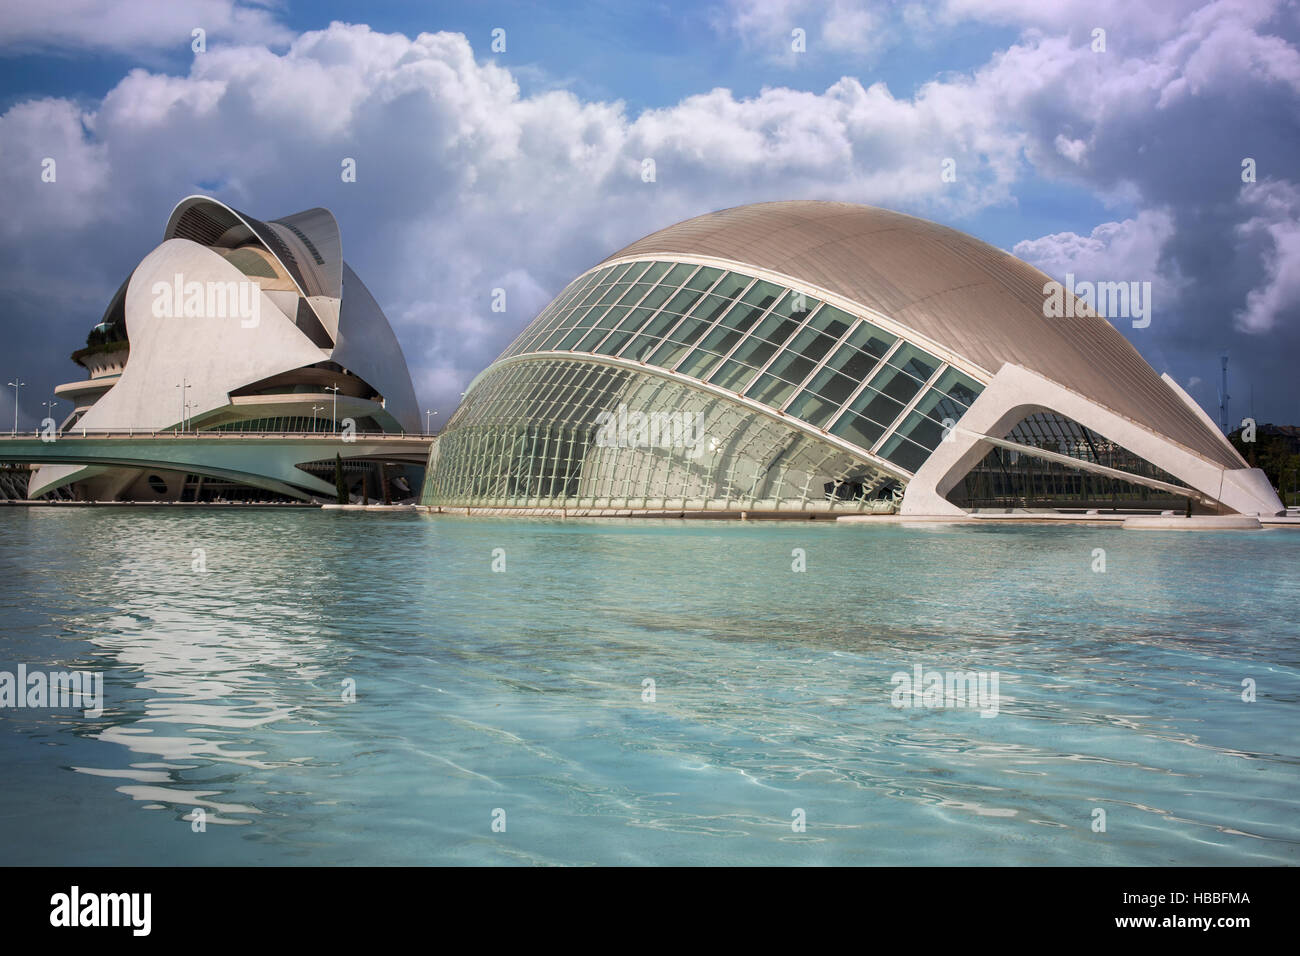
(0, 20), (1037, 415)
(0, 0), (293, 53)
(0, 4), (1297, 419)
(1013, 208), (1188, 307)
(714, 0), (891, 62)
(1233, 179), (1300, 334)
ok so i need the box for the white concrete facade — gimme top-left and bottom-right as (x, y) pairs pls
(29, 196), (422, 501)
(899, 363), (1284, 517)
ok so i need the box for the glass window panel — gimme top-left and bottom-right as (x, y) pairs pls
(646, 315), (714, 369)
(806, 305), (854, 339)
(663, 287), (706, 316)
(574, 327), (610, 352)
(684, 266), (723, 292)
(710, 359), (760, 393)
(676, 347), (727, 380)
(758, 349), (818, 388)
(592, 304), (630, 330)
(750, 312), (802, 346)
(770, 289), (820, 321)
(646, 339), (692, 369)
(824, 341), (883, 381)
(878, 431), (932, 473)
(593, 329), (634, 356)
(576, 278), (614, 309)
(804, 366), (859, 406)
(706, 272), (753, 304)
(598, 282), (634, 306)
(747, 372), (797, 408)
(844, 321), (896, 360)
(849, 386), (907, 429)
(829, 412), (886, 450)
(929, 367), (983, 408)
(867, 358), (926, 406)
(616, 305), (656, 332)
(639, 261), (673, 284)
(891, 408), (947, 451)
(886, 342), (940, 385)
(720, 335), (779, 372)
(637, 309), (682, 339)
(781, 327), (838, 369)
(622, 313), (683, 361)
(621, 261), (652, 282)
(661, 262), (697, 288)
(689, 325), (745, 365)
(711, 297), (769, 335)
(739, 279), (783, 311)
(615, 282), (654, 307)
(690, 292), (740, 326)
(630, 283), (675, 314)
(784, 389), (841, 427)
(557, 326), (589, 350)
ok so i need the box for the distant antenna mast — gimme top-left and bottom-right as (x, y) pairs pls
(1219, 354), (1230, 434)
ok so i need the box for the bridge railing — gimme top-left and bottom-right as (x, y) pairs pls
(0, 429), (435, 440)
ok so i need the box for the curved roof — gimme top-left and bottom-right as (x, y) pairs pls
(604, 201), (1241, 470)
(70, 195), (423, 435)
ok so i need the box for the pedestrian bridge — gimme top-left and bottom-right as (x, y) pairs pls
(0, 430), (433, 500)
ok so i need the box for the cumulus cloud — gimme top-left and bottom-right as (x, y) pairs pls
(0, 20), (1034, 422)
(1233, 179), (1300, 334)
(0, 2), (1296, 427)
(1013, 209), (1188, 307)
(714, 0), (892, 62)
(0, 0), (293, 54)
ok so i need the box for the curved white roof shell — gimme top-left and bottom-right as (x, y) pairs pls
(432, 201), (1281, 516)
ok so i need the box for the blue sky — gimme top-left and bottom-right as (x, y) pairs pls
(0, 0), (1297, 425)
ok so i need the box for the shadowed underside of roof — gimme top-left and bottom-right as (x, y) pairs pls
(603, 201), (1240, 471)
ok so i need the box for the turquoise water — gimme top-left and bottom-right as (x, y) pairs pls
(0, 507), (1297, 865)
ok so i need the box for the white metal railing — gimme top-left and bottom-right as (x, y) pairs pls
(0, 429), (434, 440)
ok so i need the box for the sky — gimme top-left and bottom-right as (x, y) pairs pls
(0, 0), (1297, 429)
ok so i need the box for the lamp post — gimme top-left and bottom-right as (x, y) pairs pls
(175, 380), (191, 433)
(41, 399), (58, 433)
(425, 409), (438, 435)
(7, 380), (24, 435)
(327, 384), (340, 433)
(312, 404), (325, 432)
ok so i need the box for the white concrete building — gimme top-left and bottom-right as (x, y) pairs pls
(31, 196), (421, 502)
(420, 201), (1283, 517)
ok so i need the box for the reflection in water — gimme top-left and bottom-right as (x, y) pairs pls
(1, 508), (1297, 864)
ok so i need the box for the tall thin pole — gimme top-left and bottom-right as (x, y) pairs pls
(327, 384), (340, 433)
(7, 380), (24, 435)
(175, 380), (191, 434)
(1219, 354), (1230, 434)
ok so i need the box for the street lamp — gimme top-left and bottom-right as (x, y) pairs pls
(425, 409), (438, 434)
(41, 399), (59, 433)
(312, 404), (325, 432)
(326, 384), (340, 433)
(7, 380), (24, 435)
(175, 380), (191, 433)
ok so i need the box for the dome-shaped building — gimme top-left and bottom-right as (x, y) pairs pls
(421, 201), (1282, 517)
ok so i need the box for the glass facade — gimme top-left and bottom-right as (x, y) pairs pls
(205, 415), (383, 433)
(951, 413), (1192, 509)
(422, 359), (900, 512)
(429, 257), (991, 510)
